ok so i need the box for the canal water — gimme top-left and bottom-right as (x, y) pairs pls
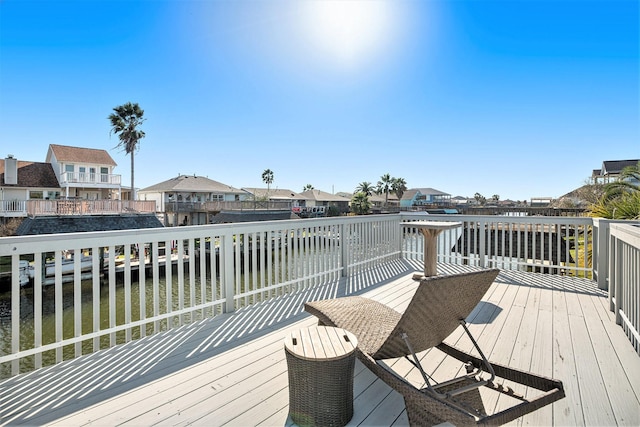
(0, 269), (227, 378)
(0, 246), (331, 379)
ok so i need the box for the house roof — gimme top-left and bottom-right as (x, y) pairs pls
(601, 160), (640, 175)
(299, 189), (350, 202)
(369, 193), (399, 202)
(15, 214), (163, 235)
(0, 161), (60, 188)
(400, 189), (419, 200)
(140, 175), (243, 194)
(412, 187), (450, 196)
(47, 144), (117, 166)
(335, 192), (352, 199)
(242, 188), (303, 200)
(211, 210), (300, 224)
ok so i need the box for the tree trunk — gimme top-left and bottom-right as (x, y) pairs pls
(130, 151), (136, 201)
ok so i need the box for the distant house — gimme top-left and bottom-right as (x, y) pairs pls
(369, 193), (399, 209)
(0, 154), (61, 218)
(451, 195), (471, 206)
(242, 188), (305, 207)
(530, 197), (553, 207)
(400, 188), (451, 208)
(139, 174), (247, 226)
(592, 159), (640, 184)
(46, 144), (121, 200)
(298, 189), (350, 216)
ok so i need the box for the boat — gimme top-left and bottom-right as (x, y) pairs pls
(27, 254), (94, 286)
(113, 252), (187, 274)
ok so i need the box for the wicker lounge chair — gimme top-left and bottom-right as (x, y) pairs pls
(304, 269), (565, 426)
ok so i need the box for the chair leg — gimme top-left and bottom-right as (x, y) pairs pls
(401, 320), (495, 401)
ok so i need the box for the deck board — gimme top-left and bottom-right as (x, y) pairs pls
(523, 291), (553, 427)
(551, 282), (585, 426)
(0, 263), (639, 427)
(581, 291), (640, 425)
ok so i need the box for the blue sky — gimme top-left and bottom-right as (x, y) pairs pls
(1, 0), (638, 201)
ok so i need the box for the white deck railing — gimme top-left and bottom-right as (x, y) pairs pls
(401, 213), (594, 277)
(0, 213), (637, 377)
(25, 199), (156, 216)
(0, 200), (27, 217)
(608, 223), (640, 354)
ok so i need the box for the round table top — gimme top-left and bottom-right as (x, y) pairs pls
(401, 220), (462, 230)
(284, 326), (357, 361)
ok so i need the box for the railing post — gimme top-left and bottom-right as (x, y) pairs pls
(340, 222), (348, 277)
(478, 218), (487, 268)
(609, 236), (623, 325)
(398, 219), (404, 261)
(594, 218), (609, 290)
(222, 233), (235, 313)
(11, 254), (20, 376)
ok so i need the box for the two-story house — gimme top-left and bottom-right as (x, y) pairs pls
(139, 174), (248, 226)
(400, 188), (451, 208)
(0, 154), (61, 218)
(46, 144), (122, 200)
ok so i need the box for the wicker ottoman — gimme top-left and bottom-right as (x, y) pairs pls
(284, 326), (358, 427)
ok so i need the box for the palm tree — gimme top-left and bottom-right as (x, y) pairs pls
(302, 184), (314, 192)
(474, 192), (486, 206)
(355, 181), (374, 196)
(377, 173), (393, 206)
(350, 192), (371, 215)
(108, 102), (146, 200)
(589, 161), (640, 220)
(262, 169), (274, 195)
(391, 177), (407, 201)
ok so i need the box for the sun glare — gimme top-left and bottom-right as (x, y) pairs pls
(295, 0), (400, 71)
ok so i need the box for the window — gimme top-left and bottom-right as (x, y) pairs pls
(211, 194), (224, 201)
(29, 191), (44, 199)
(64, 164), (74, 182)
(101, 167), (109, 183)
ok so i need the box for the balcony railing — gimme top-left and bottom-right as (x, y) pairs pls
(0, 213), (638, 378)
(60, 172), (121, 186)
(23, 199), (156, 216)
(0, 200), (27, 217)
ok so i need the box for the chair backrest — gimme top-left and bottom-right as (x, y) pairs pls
(371, 269), (499, 360)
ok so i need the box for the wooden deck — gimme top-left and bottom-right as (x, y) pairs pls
(1, 260), (639, 426)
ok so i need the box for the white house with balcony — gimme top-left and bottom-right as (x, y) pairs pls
(45, 144), (121, 200)
(0, 154), (61, 218)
